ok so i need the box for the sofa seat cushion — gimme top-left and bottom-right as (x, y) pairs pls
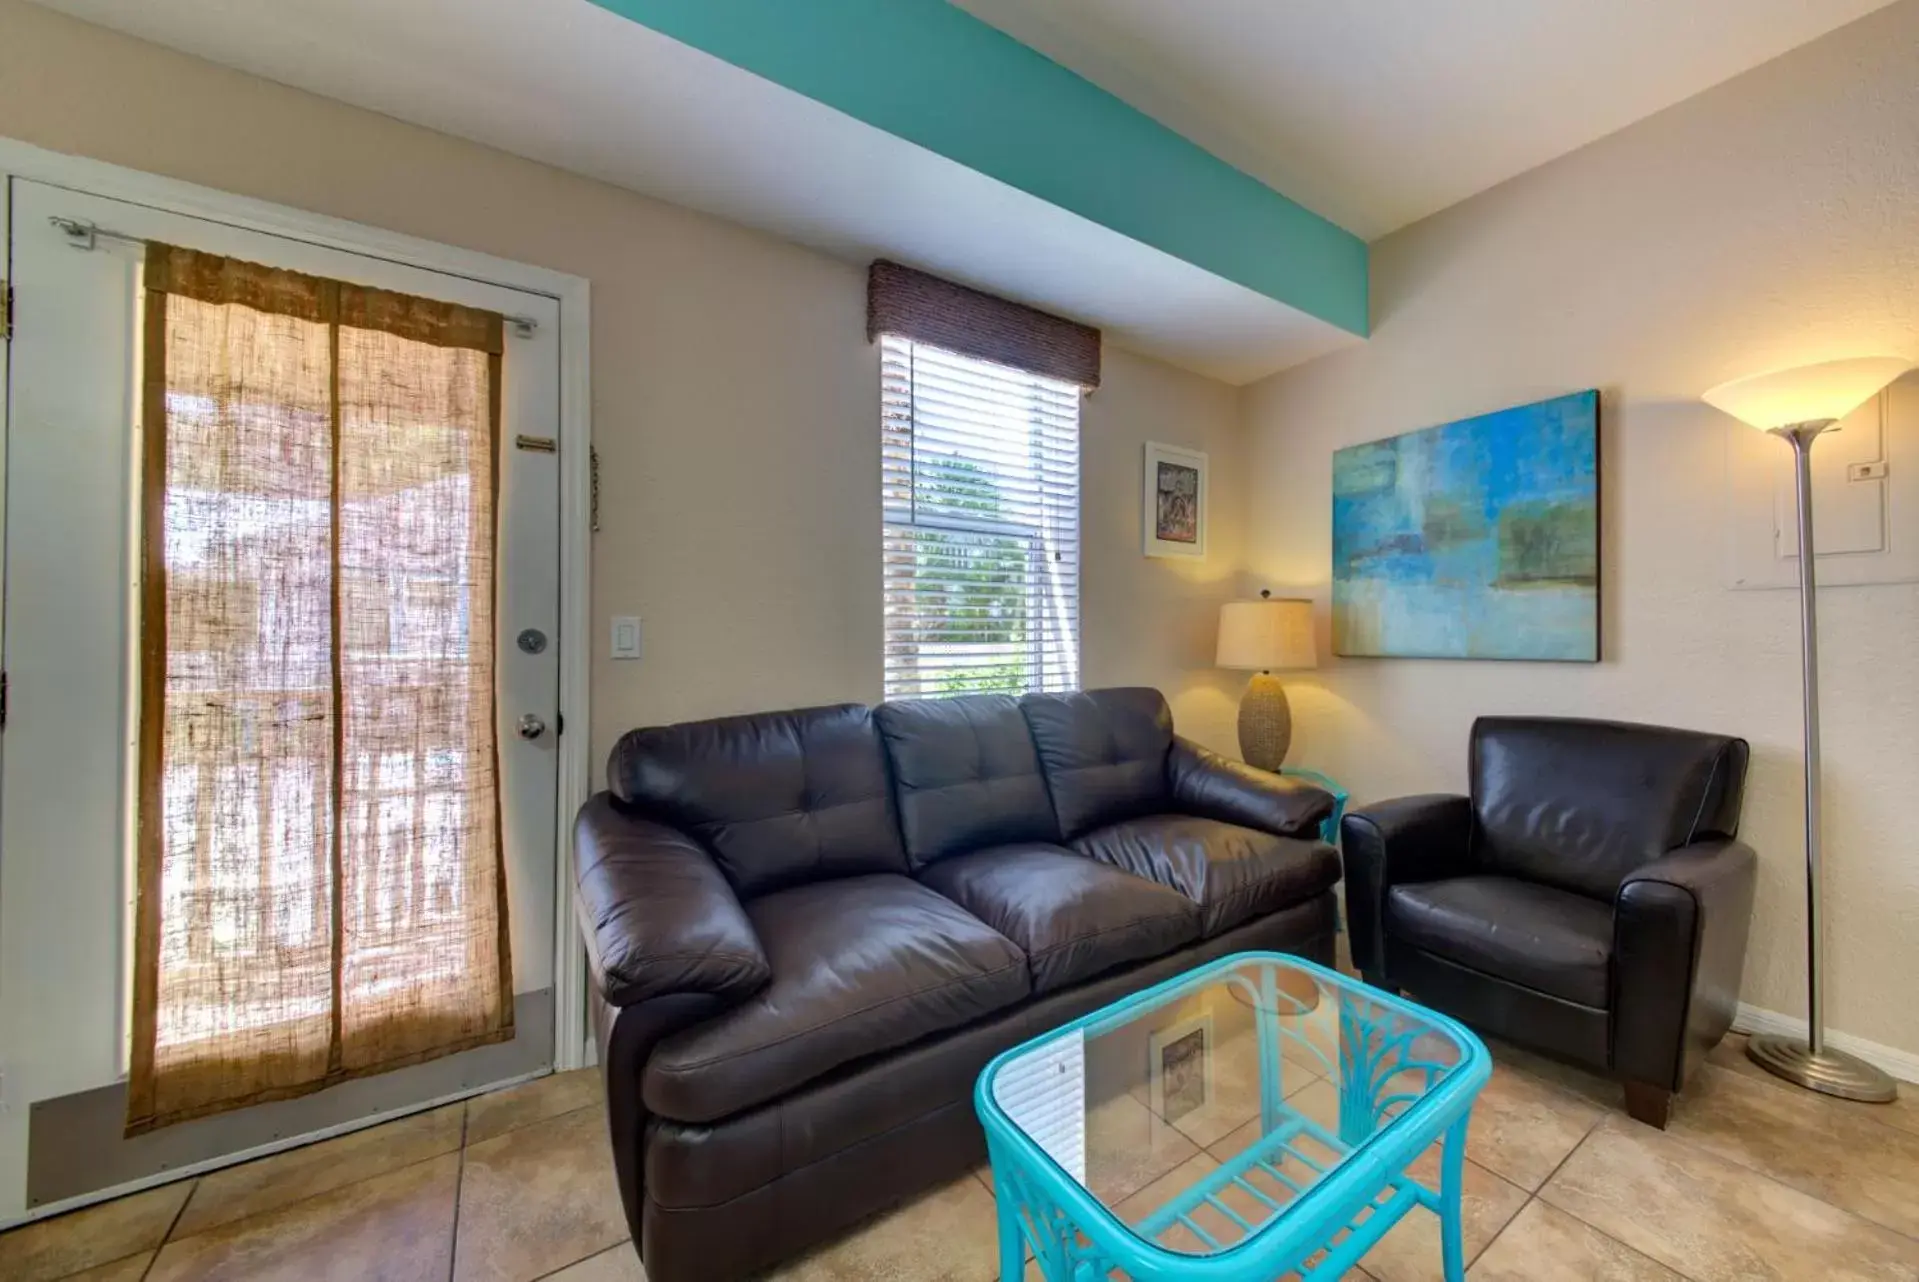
(1073, 814), (1340, 938)
(1385, 876), (1613, 1009)
(643, 874), (1029, 1122)
(919, 844), (1201, 995)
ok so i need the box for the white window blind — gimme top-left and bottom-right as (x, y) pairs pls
(882, 336), (1081, 699)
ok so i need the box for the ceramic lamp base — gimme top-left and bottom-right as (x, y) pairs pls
(1238, 672), (1293, 771)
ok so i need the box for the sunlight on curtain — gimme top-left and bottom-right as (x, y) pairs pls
(127, 246), (512, 1134)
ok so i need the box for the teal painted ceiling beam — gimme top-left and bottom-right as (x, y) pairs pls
(587, 0), (1369, 336)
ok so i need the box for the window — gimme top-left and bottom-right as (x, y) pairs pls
(881, 335), (1080, 699)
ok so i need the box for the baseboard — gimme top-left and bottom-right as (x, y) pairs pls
(1732, 1003), (1919, 1085)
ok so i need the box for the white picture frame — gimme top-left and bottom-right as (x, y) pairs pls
(1143, 441), (1208, 558)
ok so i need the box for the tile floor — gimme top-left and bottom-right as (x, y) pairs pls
(3, 1033), (1917, 1281)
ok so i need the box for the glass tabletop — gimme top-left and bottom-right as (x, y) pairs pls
(981, 953), (1481, 1261)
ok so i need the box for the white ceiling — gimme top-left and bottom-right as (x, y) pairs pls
(953, 0), (1900, 238)
(30, 0), (1354, 383)
(26, 0), (1897, 380)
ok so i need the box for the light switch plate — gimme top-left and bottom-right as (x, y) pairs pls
(611, 616), (641, 660)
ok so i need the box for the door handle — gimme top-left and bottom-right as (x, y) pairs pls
(517, 714), (547, 740)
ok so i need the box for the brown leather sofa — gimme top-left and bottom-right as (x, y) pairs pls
(1341, 716), (1755, 1130)
(574, 687), (1339, 1281)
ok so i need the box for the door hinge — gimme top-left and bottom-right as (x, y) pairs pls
(556, 712), (565, 737)
(2, 280), (12, 341)
(2, 670), (9, 730)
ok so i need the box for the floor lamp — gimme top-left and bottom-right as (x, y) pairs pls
(1703, 355), (1913, 1103)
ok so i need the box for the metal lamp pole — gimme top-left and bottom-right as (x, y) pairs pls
(1743, 421), (1898, 1102)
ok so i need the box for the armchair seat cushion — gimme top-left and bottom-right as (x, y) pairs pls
(918, 844), (1201, 994)
(642, 874), (1029, 1122)
(1073, 815), (1340, 939)
(1385, 876), (1613, 1009)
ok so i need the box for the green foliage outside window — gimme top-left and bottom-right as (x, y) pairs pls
(912, 455), (1034, 695)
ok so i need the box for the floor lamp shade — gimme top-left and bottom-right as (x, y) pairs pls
(1217, 596), (1316, 771)
(1703, 355), (1913, 1105)
(1701, 356), (1913, 430)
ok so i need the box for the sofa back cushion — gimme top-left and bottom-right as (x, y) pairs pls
(608, 704), (907, 897)
(874, 694), (1060, 866)
(1020, 688), (1174, 839)
(1471, 716), (1749, 900)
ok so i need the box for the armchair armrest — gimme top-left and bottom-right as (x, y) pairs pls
(1339, 794), (1476, 979)
(1613, 838), (1757, 1094)
(1168, 737), (1333, 837)
(573, 793), (771, 1009)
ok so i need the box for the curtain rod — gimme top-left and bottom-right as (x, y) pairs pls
(49, 216), (538, 337)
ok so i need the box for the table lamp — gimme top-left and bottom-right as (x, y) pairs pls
(1216, 592), (1317, 770)
(1703, 354), (1914, 1104)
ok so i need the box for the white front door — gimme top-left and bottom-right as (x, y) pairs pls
(0, 178), (564, 1221)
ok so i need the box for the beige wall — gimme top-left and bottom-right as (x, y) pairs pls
(0, 0), (1250, 774)
(1082, 355), (1247, 752)
(1242, 0), (1919, 1056)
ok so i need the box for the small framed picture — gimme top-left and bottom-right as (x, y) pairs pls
(1148, 1013), (1213, 1125)
(1143, 441), (1208, 558)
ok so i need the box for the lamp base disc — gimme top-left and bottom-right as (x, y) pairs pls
(1746, 1034), (1899, 1103)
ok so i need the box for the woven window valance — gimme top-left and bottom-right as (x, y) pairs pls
(866, 260), (1100, 389)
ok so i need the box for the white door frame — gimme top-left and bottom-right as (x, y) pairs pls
(0, 138), (595, 1077)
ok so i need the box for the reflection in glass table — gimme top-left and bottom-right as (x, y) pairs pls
(976, 953), (1490, 1281)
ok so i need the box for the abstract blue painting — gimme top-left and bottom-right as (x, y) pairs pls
(1332, 391), (1599, 661)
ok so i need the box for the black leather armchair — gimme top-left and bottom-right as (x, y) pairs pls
(1341, 716), (1756, 1128)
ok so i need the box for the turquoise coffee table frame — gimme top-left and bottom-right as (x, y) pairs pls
(976, 953), (1490, 1282)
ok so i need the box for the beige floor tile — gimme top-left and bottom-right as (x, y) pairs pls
(0, 1180), (193, 1282)
(1468, 1200), (1681, 1282)
(1664, 1060), (1919, 1239)
(1455, 1060), (1604, 1192)
(542, 1242), (646, 1281)
(1112, 1152), (1236, 1252)
(172, 1102), (463, 1239)
(464, 1069), (604, 1147)
(1084, 1092), (1201, 1206)
(1709, 1032), (1919, 1137)
(46, 1251), (157, 1282)
(452, 1104), (626, 1282)
(765, 1174), (1000, 1282)
(1354, 1149), (1528, 1282)
(146, 1152), (457, 1282)
(1541, 1117), (1919, 1281)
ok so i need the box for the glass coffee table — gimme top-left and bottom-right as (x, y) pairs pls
(976, 953), (1489, 1281)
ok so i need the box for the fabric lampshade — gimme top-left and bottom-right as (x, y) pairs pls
(1216, 598), (1317, 672)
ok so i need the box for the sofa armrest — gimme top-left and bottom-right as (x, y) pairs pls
(1613, 838), (1757, 1093)
(1168, 737), (1334, 837)
(1339, 794), (1475, 979)
(573, 792), (771, 1009)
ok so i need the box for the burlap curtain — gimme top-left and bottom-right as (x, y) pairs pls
(128, 244), (513, 1135)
